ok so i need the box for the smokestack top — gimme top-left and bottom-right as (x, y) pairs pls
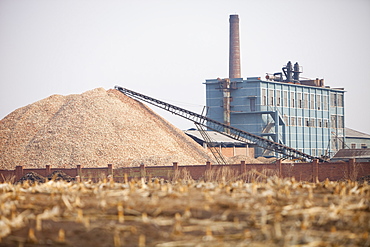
(229, 14), (241, 79)
(229, 14), (239, 22)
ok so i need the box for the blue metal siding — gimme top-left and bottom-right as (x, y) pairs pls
(205, 77), (345, 158)
(205, 79), (224, 123)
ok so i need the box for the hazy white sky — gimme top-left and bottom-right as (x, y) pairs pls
(1, 0), (369, 134)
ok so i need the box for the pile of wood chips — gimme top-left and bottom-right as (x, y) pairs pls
(0, 88), (212, 169)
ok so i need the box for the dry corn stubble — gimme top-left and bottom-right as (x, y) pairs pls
(0, 88), (212, 169)
(0, 178), (369, 246)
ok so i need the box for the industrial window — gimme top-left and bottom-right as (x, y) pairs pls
(330, 93), (337, 106)
(297, 117), (302, 126)
(323, 119), (329, 128)
(331, 115), (337, 128)
(262, 89), (267, 105)
(351, 143), (356, 149)
(316, 94), (321, 110)
(310, 94), (315, 109)
(297, 93), (302, 108)
(338, 94), (344, 107)
(291, 117), (296, 126)
(310, 118), (315, 127)
(338, 116), (344, 129)
(323, 95), (328, 110)
(276, 90), (281, 106)
(303, 93), (308, 108)
(269, 89), (274, 106)
(305, 118), (309, 127)
(283, 91), (288, 107)
(283, 115), (289, 125)
(331, 138), (337, 151)
(290, 92), (295, 108)
(318, 119), (322, 128)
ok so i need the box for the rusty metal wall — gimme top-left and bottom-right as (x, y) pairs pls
(2, 159), (369, 183)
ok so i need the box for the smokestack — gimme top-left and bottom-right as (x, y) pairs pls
(229, 14), (241, 78)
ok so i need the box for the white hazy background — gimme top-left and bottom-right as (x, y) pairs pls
(1, 0), (369, 134)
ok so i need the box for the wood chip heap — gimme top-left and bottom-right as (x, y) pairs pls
(0, 88), (212, 169)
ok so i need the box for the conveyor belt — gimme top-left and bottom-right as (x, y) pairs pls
(115, 86), (324, 162)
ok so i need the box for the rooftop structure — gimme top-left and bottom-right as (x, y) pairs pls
(332, 149), (370, 162)
(184, 129), (254, 158)
(345, 127), (370, 149)
(184, 129), (253, 146)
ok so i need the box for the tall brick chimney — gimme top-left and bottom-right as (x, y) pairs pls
(229, 14), (241, 78)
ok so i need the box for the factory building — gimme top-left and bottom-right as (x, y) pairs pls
(184, 129), (254, 158)
(204, 15), (345, 159)
(345, 127), (370, 149)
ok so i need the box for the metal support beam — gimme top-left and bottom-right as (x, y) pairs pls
(115, 86), (325, 162)
(194, 123), (227, 165)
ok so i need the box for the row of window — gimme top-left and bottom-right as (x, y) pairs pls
(296, 149), (326, 157)
(261, 89), (344, 109)
(281, 115), (344, 128)
(296, 148), (348, 157)
(351, 143), (368, 149)
(266, 149), (326, 157)
(330, 92), (344, 107)
(293, 140), (348, 156)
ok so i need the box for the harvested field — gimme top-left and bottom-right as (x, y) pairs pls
(0, 88), (212, 169)
(0, 177), (369, 246)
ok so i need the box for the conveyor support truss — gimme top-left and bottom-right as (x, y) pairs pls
(115, 86), (324, 162)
